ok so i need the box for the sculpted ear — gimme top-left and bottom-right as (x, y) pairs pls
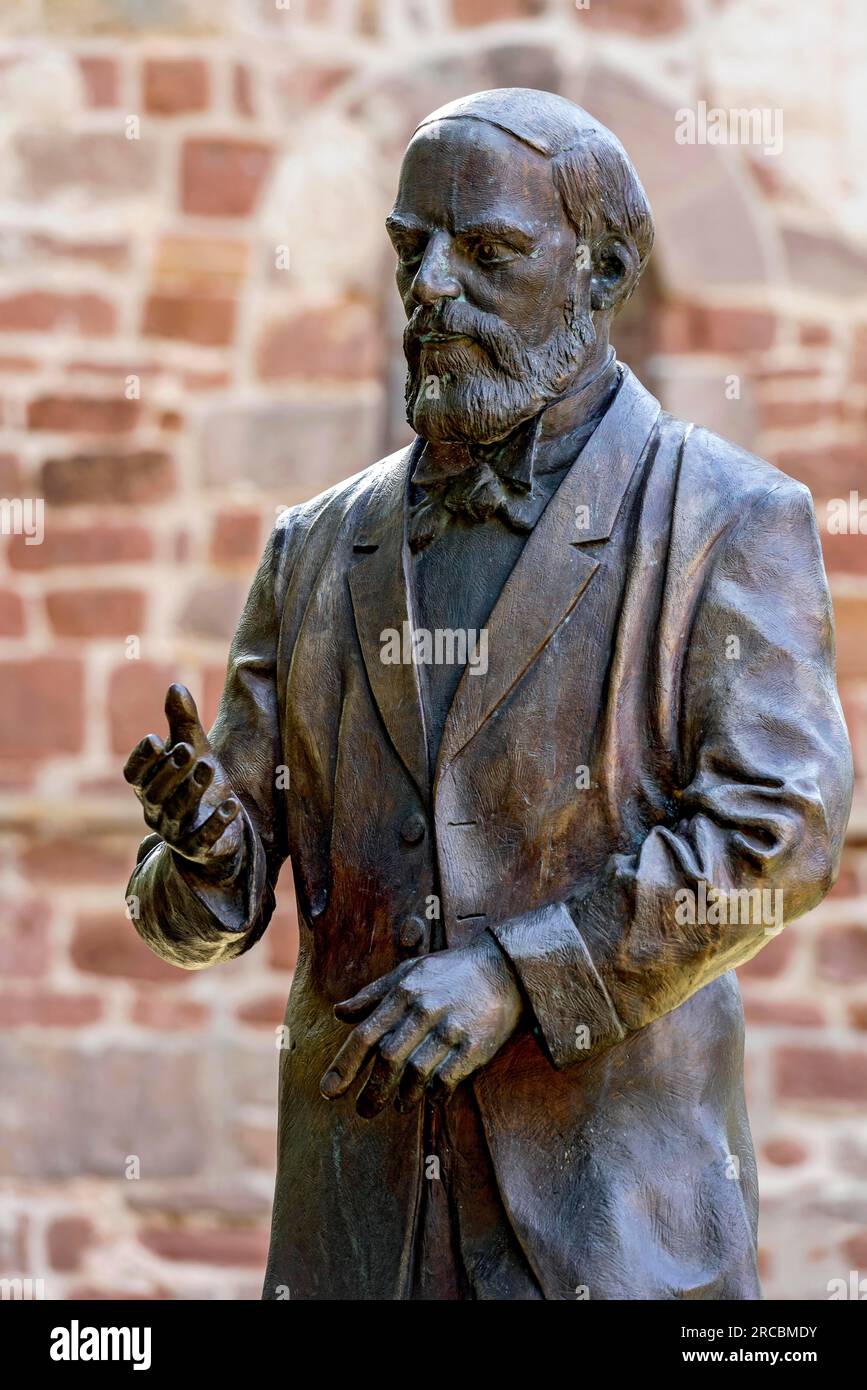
(589, 234), (641, 314)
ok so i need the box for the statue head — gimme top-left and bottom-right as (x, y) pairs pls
(388, 88), (654, 446)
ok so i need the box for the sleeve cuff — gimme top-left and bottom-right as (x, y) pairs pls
(490, 901), (626, 1068)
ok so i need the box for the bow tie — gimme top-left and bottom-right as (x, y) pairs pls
(408, 359), (620, 553)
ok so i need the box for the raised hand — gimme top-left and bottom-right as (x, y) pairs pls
(123, 683), (244, 876)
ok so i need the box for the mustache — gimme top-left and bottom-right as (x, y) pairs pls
(403, 301), (532, 380)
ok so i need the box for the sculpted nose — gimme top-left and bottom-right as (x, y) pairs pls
(411, 230), (461, 306)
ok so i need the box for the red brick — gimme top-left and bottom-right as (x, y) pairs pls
(743, 997), (824, 1027)
(0, 992), (102, 1026)
(0, 588), (25, 635)
(771, 442), (864, 497)
(181, 138), (273, 217)
(848, 1001), (867, 1030)
(30, 234), (129, 270)
(266, 894), (299, 972)
(0, 453), (20, 491)
(758, 397), (844, 430)
(832, 597), (867, 679)
(819, 528), (867, 577)
(143, 293), (236, 347)
(572, 0), (686, 34)
(28, 393), (139, 433)
(0, 899), (50, 976)
(78, 56), (119, 108)
(0, 291), (115, 336)
(763, 1136), (809, 1167)
(143, 58), (210, 115)
(737, 930), (794, 980)
(817, 924), (867, 982)
(8, 523), (153, 571)
(138, 1226), (269, 1265)
(843, 1231), (867, 1267)
(41, 449), (173, 506)
(237, 995), (286, 1027)
(234, 1124), (276, 1169)
(47, 1217), (94, 1272)
(453, 0), (546, 24)
(19, 833), (136, 885)
(45, 587), (144, 638)
(700, 308), (777, 353)
(0, 657), (83, 756)
(107, 661), (176, 756)
(256, 302), (381, 381)
(776, 1045), (867, 1103)
(234, 63), (254, 118)
(72, 913), (189, 983)
(16, 132), (156, 199)
(210, 509), (263, 565)
(799, 321), (833, 347)
(131, 995), (209, 1030)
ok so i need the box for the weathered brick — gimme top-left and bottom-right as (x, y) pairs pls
(737, 930), (795, 980)
(78, 56), (119, 108)
(763, 1136), (809, 1167)
(0, 992), (102, 1027)
(0, 899), (50, 976)
(131, 995), (209, 1030)
(16, 132), (157, 199)
(45, 587), (145, 638)
(0, 657), (83, 756)
(743, 997), (824, 1027)
(256, 302), (382, 381)
(832, 597), (867, 679)
(107, 661), (176, 756)
(0, 587), (25, 635)
(19, 833), (136, 885)
(180, 580), (246, 641)
(143, 57), (210, 114)
(73, 913), (187, 983)
(771, 442), (864, 497)
(210, 509), (263, 565)
(27, 393), (139, 433)
(817, 924), (867, 982)
(138, 1226), (269, 1265)
(41, 449), (173, 506)
(776, 1046), (867, 1103)
(0, 1039), (209, 1178)
(0, 291), (115, 337)
(181, 138), (273, 217)
(47, 1217), (94, 1272)
(143, 292), (236, 347)
(237, 995), (286, 1027)
(8, 523), (153, 571)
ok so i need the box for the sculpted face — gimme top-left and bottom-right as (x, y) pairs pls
(388, 118), (598, 445)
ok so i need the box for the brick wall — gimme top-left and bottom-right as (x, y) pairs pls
(0, 0), (865, 1301)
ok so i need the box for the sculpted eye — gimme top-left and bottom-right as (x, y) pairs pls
(473, 240), (517, 267)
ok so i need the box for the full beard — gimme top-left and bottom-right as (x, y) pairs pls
(403, 291), (597, 445)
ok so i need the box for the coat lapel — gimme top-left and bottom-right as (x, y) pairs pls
(437, 368), (662, 777)
(348, 440), (430, 799)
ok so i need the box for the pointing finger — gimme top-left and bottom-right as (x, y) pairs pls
(165, 683), (205, 751)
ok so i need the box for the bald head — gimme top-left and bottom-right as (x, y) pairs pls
(414, 88), (654, 279)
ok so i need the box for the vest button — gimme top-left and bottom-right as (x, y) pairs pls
(400, 812), (426, 845)
(399, 915), (428, 951)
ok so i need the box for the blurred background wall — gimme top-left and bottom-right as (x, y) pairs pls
(0, 0), (865, 1301)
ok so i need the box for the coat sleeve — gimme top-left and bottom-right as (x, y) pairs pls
(490, 480), (854, 1067)
(125, 511), (300, 970)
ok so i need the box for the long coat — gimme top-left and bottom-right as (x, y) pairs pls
(129, 367), (853, 1299)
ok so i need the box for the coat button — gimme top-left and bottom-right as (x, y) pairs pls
(400, 812), (426, 845)
(399, 915), (428, 952)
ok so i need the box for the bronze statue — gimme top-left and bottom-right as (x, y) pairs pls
(124, 89), (853, 1300)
